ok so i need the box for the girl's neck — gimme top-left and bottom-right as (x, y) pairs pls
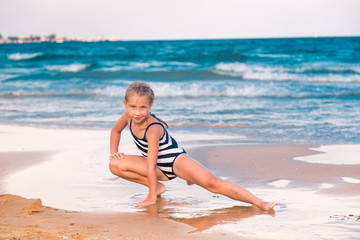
(132, 116), (151, 129)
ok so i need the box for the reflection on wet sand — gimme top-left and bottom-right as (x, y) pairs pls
(141, 197), (275, 233)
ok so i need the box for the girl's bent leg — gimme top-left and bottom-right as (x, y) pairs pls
(174, 154), (275, 211)
(109, 155), (168, 196)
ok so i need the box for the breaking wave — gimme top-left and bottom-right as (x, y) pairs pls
(8, 52), (42, 60)
(45, 63), (91, 72)
(214, 62), (360, 83)
(2, 82), (359, 99)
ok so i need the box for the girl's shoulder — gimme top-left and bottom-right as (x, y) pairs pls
(144, 120), (165, 141)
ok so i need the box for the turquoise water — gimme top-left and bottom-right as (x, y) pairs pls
(1, 37), (360, 143)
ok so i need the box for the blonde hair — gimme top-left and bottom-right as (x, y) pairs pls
(125, 81), (155, 105)
(125, 81), (168, 128)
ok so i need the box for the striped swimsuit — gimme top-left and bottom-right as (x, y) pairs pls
(129, 120), (186, 180)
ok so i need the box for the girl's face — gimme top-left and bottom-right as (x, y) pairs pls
(124, 94), (152, 124)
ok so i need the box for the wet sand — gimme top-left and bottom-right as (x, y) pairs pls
(1, 124), (359, 239)
(190, 144), (360, 195)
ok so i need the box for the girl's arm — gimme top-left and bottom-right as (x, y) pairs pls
(110, 112), (128, 159)
(136, 124), (161, 206)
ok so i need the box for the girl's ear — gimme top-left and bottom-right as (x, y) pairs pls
(123, 100), (127, 109)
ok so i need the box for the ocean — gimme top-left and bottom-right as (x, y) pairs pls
(1, 37), (360, 144)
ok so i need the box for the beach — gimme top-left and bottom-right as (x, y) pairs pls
(1, 124), (359, 240)
(1, 36), (359, 239)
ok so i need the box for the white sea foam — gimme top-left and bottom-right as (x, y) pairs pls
(295, 62), (360, 74)
(320, 183), (333, 189)
(0, 83), (289, 98)
(101, 60), (197, 72)
(0, 73), (16, 81)
(215, 62), (303, 82)
(342, 177), (360, 184)
(151, 82), (290, 98)
(0, 78), (355, 100)
(214, 62), (360, 83)
(294, 145), (360, 165)
(8, 52), (42, 60)
(253, 53), (293, 59)
(101, 63), (165, 72)
(331, 65), (360, 74)
(46, 63), (90, 72)
(93, 85), (125, 97)
(268, 179), (292, 188)
(215, 62), (248, 74)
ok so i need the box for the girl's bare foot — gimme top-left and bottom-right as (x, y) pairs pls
(136, 198), (156, 207)
(257, 201), (275, 211)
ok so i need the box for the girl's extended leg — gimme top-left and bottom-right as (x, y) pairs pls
(109, 155), (168, 196)
(174, 154), (275, 211)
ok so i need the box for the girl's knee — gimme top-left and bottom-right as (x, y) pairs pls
(205, 177), (223, 194)
(109, 160), (117, 175)
(109, 159), (125, 176)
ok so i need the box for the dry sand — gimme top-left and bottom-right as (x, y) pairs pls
(0, 193), (232, 240)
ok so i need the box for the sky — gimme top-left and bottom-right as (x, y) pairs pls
(1, 0), (360, 40)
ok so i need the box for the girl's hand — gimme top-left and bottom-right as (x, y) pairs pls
(109, 152), (124, 160)
(135, 198), (156, 207)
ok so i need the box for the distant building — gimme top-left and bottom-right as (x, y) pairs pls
(32, 36), (41, 41)
(8, 36), (19, 42)
(0, 33), (122, 44)
(47, 34), (56, 41)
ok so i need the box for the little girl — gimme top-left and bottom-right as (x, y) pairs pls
(109, 81), (275, 210)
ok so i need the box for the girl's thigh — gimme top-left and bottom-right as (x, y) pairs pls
(173, 154), (216, 187)
(110, 155), (168, 180)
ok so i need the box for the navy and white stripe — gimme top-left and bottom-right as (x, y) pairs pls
(130, 120), (186, 180)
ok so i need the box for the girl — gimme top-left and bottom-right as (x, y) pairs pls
(109, 81), (275, 210)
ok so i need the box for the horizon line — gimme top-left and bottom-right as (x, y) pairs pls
(1, 34), (359, 44)
(122, 35), (360, 42)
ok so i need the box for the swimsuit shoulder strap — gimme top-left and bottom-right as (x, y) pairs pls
(130, 120), (165, 140)
(143, 122), (165, 140)
(129, 119), (134, 135)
